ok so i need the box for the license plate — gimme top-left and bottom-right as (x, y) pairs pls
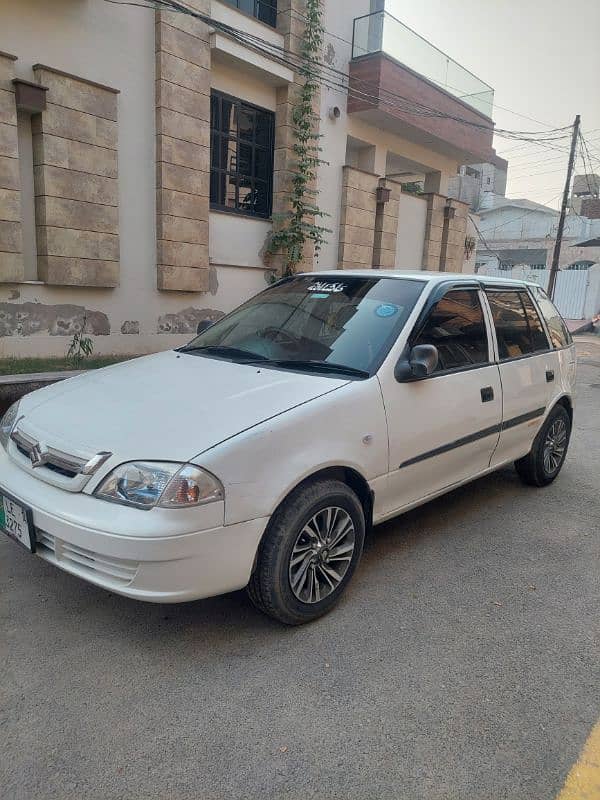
(0, 490), (35, 552)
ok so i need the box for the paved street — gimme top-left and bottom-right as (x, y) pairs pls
(1, 336), (599, 800)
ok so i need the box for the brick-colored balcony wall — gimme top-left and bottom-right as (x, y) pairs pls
(348, 53), (494, 163)
(32, 65), (119, 287)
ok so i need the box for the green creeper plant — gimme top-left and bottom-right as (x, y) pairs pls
(266, 0), (330, 276)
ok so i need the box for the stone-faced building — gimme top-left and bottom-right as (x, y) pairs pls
(0, 0), (497, 358)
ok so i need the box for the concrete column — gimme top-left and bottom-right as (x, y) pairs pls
(372, 178), (402, 269)
(338, 166), (378, 269)
(0, 51), (24, 283)
(155, 0), (210, 292)
(424, 170), (450, 196)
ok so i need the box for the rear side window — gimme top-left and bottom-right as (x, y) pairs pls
(486, 290), (550, 360)
(530, 286), (572, 348)
(412, 289), (489, 372)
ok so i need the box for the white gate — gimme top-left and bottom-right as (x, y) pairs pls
(478, 267), (590, 319)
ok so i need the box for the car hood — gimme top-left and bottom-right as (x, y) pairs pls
(17, 351), (348, 463)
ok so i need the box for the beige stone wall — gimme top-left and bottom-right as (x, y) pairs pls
(441, 199), (469, 273)
(0, 52), (24, 283)
(32, 65), (119, 287)
(155, 2), (210, 292)
(372, 178), (402, 269)
(421, 193), (445, 270)
(337, 166), (378, 269)
(422, 194), (469, 272)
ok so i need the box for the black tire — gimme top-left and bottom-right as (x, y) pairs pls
(514, 404), (571, 487)
(247, 479), (365, 625)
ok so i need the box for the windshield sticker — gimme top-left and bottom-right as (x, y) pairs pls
(311, 292), (329, 299)
(307, 281), (346, 294)
(375, 303), (399, 318)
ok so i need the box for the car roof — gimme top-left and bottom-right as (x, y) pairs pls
(301, 269), (536, 288)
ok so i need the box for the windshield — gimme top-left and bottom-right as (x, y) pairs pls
(181, 275), (425, 376)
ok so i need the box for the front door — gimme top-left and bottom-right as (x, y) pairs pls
(379, 287), (503, 515)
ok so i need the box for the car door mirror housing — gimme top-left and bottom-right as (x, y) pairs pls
(196, 319), (214, 334)
(395, 344), (439, 382)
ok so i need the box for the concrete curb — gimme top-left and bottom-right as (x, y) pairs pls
(0, 370), (83, 406)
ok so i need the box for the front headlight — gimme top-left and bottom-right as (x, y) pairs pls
(0, 400), (20, 451)
(94, 461), (224, 510)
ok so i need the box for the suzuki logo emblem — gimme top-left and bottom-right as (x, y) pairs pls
(29, 442), (49, 468)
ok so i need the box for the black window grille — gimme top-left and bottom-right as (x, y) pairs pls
(210, 90), (275, 219)
(221, 0), (278, 28)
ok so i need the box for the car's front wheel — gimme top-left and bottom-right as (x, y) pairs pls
(247, 479), (365, 625)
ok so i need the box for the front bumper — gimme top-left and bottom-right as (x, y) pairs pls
(0, 447), (267, 603)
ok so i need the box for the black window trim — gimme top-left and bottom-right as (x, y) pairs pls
(210, 89), (275, 220)
(484, 286), (552, 363)
(406, 283), (494, 379)
(220, 0), (278, 28)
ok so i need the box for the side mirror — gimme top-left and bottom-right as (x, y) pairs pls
(395, 344), (439, 382)
(196, 319), (214, 334)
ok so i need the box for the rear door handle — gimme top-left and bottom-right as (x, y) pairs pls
(480, 386), (494, 402)
(546, 370), (554, 382)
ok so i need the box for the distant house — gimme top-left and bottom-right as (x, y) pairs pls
(475, 196), (600, 271)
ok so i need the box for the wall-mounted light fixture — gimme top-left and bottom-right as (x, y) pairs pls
(376, 186), (391, 204)
(443, 203), (456, 220)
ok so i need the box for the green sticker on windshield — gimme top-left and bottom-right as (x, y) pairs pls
(311, 293), (329, 298)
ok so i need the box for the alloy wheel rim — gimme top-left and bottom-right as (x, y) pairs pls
(288, 506), (355, 604)
(543, 418), (567, 474)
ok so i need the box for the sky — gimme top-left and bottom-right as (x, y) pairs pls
(387, 0), (600, 208)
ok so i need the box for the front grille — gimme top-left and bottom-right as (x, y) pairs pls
(15, 444), (78, 478)
(9, 425), (112, 490)
(35, 530), (139, 587)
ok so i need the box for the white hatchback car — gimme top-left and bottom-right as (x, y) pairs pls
(0, 271), (576, 624)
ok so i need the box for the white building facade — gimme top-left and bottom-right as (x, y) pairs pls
(0, 0), (497, 359)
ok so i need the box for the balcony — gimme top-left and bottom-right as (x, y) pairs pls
(349, 11), (495, 163)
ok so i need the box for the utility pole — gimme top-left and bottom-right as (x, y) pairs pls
(548, 114), (580, 299)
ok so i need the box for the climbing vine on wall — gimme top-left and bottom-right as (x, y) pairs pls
(266, 0), (330, 276)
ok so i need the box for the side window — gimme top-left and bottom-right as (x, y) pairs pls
(520, 291), (550, 352)
(412, 290), (489, 373)
(486, 290), (550, 360)
(530, 287), (572, 348)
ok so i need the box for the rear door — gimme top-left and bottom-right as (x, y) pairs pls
(484, 287), (555, 467)
(380, 285), (502, 514)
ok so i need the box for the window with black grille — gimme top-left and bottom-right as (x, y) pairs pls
(221, 0), (278, 28)
(210, 90), (275, 219)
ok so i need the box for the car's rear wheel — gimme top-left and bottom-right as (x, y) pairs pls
(247, 479), (365, 625)
(514, 404), (571, 487)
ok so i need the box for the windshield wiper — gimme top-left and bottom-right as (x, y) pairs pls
(177, 345), (268, 362)
(263, 359), (369, 378)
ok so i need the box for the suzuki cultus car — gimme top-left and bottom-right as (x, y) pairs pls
(0, 272), (576, 624)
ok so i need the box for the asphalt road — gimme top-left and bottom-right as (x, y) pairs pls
(1, 336), (599, 800)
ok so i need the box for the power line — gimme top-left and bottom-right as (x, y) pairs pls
(107, 0), (578, 149)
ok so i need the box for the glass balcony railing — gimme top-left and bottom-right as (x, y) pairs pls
(352, 11), (494, 118)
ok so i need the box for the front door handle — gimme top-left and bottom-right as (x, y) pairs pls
(480, 386), (494, 403)
(546, 370), (554, 382)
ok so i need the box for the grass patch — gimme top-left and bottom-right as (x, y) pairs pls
(0, 354), (138, 376)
